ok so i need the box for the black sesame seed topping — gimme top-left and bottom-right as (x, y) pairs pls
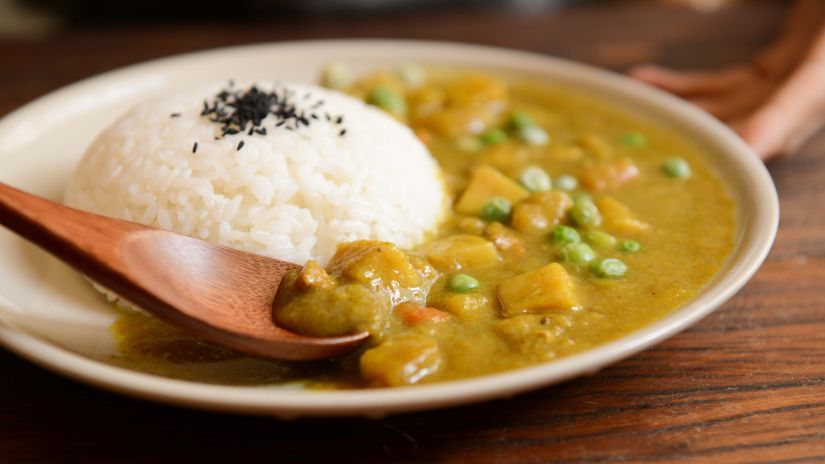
(192, 142), (198, 153)
(199, 82), (347, 142)
(170, 112), (181, 118)
(339, 129), (347, 137)
(237, 140), (245, 151)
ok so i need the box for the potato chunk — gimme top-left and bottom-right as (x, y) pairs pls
(454, 165), (529, 216)
(511, 191), (573, 235)
(294, 260), (336, 291)
(428, 291), (491, 322)
(328, 240), (421, 289)
(418, 234), (500, 272)
(580, 159), (640, 192)
(360, 333), (442, 386)
(596, 196), (650, 235)
(497, 263), (579, 317)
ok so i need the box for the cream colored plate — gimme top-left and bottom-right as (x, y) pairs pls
(0, 40), (778, 417)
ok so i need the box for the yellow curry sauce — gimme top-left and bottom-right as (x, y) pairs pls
(109, 66), (735, 388)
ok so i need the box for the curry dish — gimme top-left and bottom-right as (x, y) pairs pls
(110, 65), (736, 388)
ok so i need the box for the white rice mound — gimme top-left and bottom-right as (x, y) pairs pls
(65, 82), (445, 266)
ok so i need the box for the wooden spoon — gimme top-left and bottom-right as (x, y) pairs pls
(0, 183), (369, 361)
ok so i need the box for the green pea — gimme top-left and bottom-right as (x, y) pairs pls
(508, 111), (535, 130)
(368, 86), (407, 116)
(320, 61), (353, 90)
(555, 175), (578, 192)
(561, 242), (596, 265)
(394, 62), (426, 87)
(449, 273), (479, 292)
(621, 131), (647, 148)
(518, 167), (552, 192)
(662, 157), (691, 179)
(551, 225), (580, 246)
(518, 126), (549, 146)
(583, 230), (616, 249)
(456, 135), (483, 153)
(569, 197), (602, 228)
(480, 196), (512, 222)
(619, 239), (641, 253)
(480, 128), (507, 145)
(591, 258), (627, 278)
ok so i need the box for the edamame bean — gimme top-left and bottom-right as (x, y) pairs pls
(561, 242), (596, 265)
(480, 128), (507, 145)
(569, 197), (602, 227)
(555, 175), (578, 191)
(591, 258), (627, 278)
(584, 230), (616, 249)
(619, 239), (641, 253)
(449, 273), (479, 292)
(551, 225), (580, 246)
(480, 196), (512, 222)
(662, 157), (691, 179)
(519, 167), (552, 192)
(368, 86), (407, 116)
(621, 131), (646, 148)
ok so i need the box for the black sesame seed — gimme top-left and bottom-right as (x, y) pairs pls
(192, 142), (198, 153)
(339, 129), (347, 137)
(336, 115), (343, 124)
(276, 121), (285, 127)
(237, 140), (245, 151)
(170, 112), (181, 118)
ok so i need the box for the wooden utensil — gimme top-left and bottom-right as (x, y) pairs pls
(0, 183), (369, 361)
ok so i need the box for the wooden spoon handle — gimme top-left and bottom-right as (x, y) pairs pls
(0, 182), (145, 295)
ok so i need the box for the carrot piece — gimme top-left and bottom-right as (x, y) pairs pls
(395, 303), (450, 326)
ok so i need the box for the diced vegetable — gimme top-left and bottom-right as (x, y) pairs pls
(455, 165), (530, 215)
(560, 242), (596, 265)
(274, 283), (391, 337)
(419, 234), (500, 272)
(511, 190), (573, 235)
(456, 135), (483, 153)
(448, 273), (480, 292)
(480, 128), (507, 145)
(328, 240), (421, 289)
(551, 225), (580, 246)
(662, 157), (691, 179)
(518, 167), (552, 193)
(457, 216), (486, 235)
(480, 196), (512, 222)
(368, 86), (407, 116)
(596, 196), (650, 235)
(619, 239), (641, 252)
(583, 230), (617, 249)
(394, 62), (426, 87)
(621, 131), (647, 148)
(429, 291), (490, 321)
(294, 260), (336, 290)
(497, 263), (580, 317)
(591, 258), (628, 278)
(395, 303), (450, 326)
(580, 158), (640, 192)
(518, 126), (549, 146)
(555, 175), (578, 191)
(493, 314), (569, 359)
(569, 196), (602, 228)
(360, 333), (442, 386)
(485, 222), (527, 256)
(578, 133), (613, 160)
(507, 111), (535, 130)
(320, 61), (353, 90)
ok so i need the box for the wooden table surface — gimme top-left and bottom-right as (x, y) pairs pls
(4, 2), (824, 462)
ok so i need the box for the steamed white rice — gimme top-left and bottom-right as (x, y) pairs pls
(65, 82), (445, 266)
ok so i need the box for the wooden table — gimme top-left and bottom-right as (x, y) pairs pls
(4, 2), (824, 462)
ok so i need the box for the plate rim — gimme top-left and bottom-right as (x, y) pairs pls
(0, 38), (779, 417)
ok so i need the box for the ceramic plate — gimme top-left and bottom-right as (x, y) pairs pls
(0, 40), (778, 417)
